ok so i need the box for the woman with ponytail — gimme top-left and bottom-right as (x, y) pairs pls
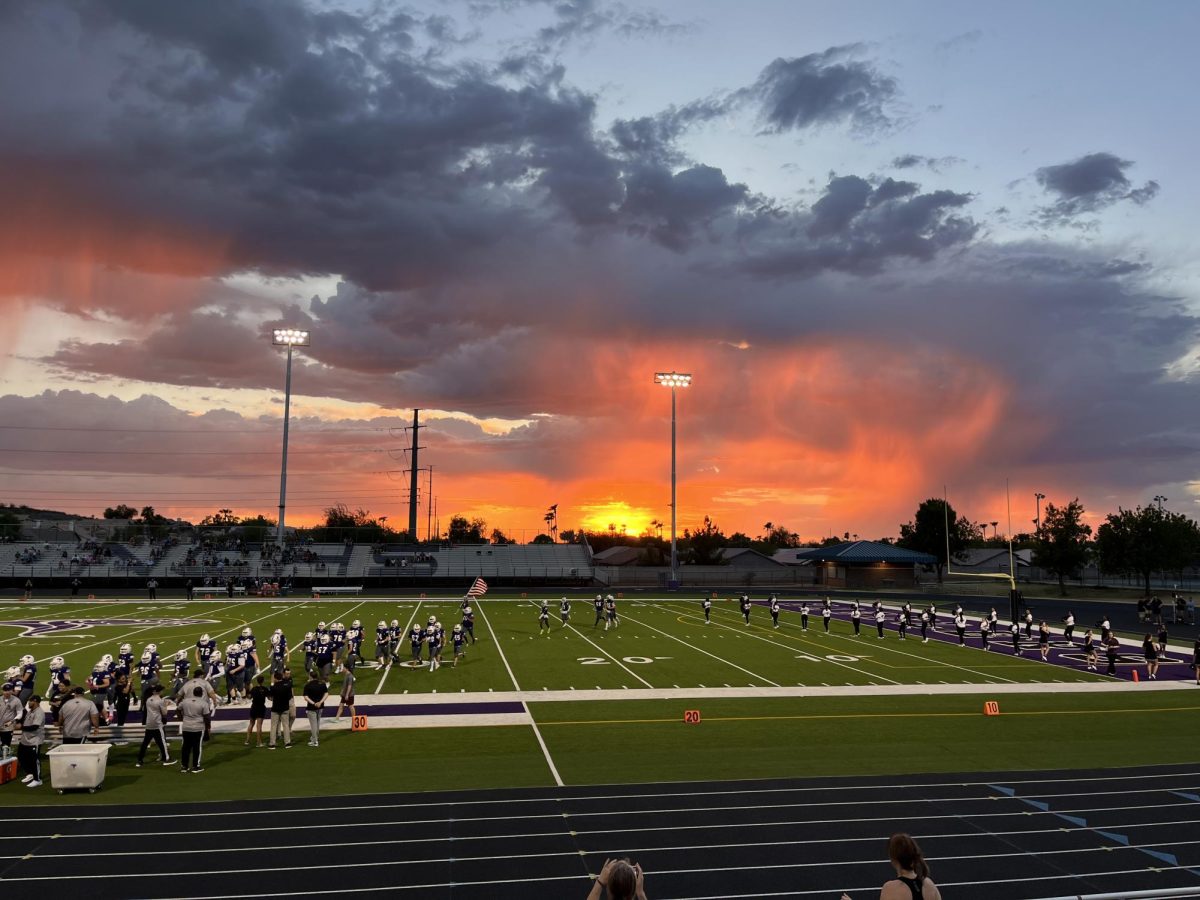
(842, 833), (941, 899)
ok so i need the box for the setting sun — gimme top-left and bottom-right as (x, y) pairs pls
(578, 501), (657, 537)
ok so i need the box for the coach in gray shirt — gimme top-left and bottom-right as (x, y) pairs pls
(0, 683), (22, 759)
(60, 687), (100, 743)
(178, 687), (208, 773)
(136, 684), (174, 767)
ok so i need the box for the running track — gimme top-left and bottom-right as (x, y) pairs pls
(2, 765), (1199, 898)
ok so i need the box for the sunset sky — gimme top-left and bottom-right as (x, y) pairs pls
(1, 0), (1198, 542)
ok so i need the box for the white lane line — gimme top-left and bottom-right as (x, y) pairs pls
(621, 612), (779, 687)
(476, 600), (563, 788)
(566, 624), (654, 688)
(376, 602), (421, 695)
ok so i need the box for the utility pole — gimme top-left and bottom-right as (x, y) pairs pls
(407, 409), (425, 543)
(427, 466), (434, 542)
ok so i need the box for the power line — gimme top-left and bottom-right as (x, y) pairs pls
(0, 424), (396, 434)
(0, 447), (388, 456)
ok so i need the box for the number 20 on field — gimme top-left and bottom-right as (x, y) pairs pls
(683, 709), (702, 725)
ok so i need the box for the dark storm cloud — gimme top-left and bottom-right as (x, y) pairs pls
(1034, 152), (1160, 224)
(891, 154), (964, 172)
(744, 45), (898, 133)
(738, 175), (976, 277)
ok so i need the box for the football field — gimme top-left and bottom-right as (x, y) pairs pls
(1, 593), (1199, 810)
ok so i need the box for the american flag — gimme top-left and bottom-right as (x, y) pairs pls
(466, 577), (488, 597)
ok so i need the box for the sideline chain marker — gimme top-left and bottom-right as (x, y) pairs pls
(351, 715), (369, 732)
(683, 709), (702, 725)
(983, 701), (1000, 716)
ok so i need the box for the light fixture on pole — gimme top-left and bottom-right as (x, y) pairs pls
(272, 328), (311, 548)
(1153, 494), (1167, 511)
(1034, 492), (1045, 536)
(654, 371), (692, 587)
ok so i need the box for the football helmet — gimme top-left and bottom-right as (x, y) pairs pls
(317, 621), (327, 630)
(273, 628), (283, 636)
(351, 619), (361, 629)
(304, 631), (314, 641)
(425, 625), (435, 635)
(200, 633), (211, 644)
(240, 638), (253, 648)
(101, 654), (113, 665)
(176, 649), (187, 660)
(411, 624), (421, 634)
(606, 594), (614, 601)
(463, 606), (472, 615)
(241, 627), (252, 638)
(20, 654), (34, 666)
(390, 619), (399, 628)
(378, 620), (387, 628)
(270, 634), (281, 646)
(141, 651), (153, 663)
(119, 643), (132, 655)
(453, 624), (462, 633)
(319, 634), (331, 645)
(146, 643), (158, 653)
(5, 666), (19, 681)
(51, 656), (65, 669)
(428, 615), (437, 625)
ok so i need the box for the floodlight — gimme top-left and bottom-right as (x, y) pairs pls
(272, 329), (311, 346)
(654, 372), (692, 388)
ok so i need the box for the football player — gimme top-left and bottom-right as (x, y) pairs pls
(593, 594), (605, 628)
(410, 624), (424, 663)
(388, 619), (402, 658)
(538, 600), (551, 635)
(604, 595), (618, 631)
(137, 650), (161, 715)
(225, 642), (245, 703)
(240, 628), (258, 683)
(17, 655), (37, 705)
(426, 624), (441, 672)
(702, 596), (712, 623)
(206, 649), (226, 700)
(117, 642), (135, 674)
(302, 631), (317, 677)
(345, 620), (363, 671)
(315, 633), (334, 680)
(740, 594), (752, 625)
(171, 650), (190, 696)
(451, 624), (467, 667)
(48, 656), (70, 704)
(375, 620), (391, 667)
(269, 632), (288, 675)
(461, 606), (476, 644)
(195, 633), (217, 668)
(88, 656), (112, 717)
(559, 597), (571, 626)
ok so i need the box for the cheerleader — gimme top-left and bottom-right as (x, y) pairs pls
(1038, 621), (1051, 661)
(1143, 633), (1159, 680)
(920, 610), (930, 643)
(979, 618), (990, 651)
(1082, 629), (1097, 671)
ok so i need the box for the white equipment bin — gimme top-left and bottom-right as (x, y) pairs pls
(47, 743), (112, 793)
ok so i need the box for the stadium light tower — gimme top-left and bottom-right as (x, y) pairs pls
(654, 371), (692, 587)
(272, 328), (311, 548)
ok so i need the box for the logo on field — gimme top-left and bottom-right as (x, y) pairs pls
(0, 618), (219, 638)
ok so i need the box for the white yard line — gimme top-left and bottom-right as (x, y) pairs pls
(666, 602), (899, 686)
(621, 612), (780, 687)
(476, 600), (564, 787)
(566, 624), (655, 688)
(375, 601), (421, 694)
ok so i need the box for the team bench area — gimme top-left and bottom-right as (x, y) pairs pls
(310, 585), (364, 596)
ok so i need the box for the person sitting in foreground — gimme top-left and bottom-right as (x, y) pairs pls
(587, 857), (647, 900)
(842, 833), (941, 900)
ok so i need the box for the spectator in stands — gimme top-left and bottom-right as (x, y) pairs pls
(841, 833), (941, 900)
(587, 858), (646, 900)
(303, 671), (328, 748)
(17, 694), (45, 787)
(60, 687), (100, 743)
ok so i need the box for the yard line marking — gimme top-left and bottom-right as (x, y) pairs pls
(567, 625), (656, 686)
(621, 612), (779, 687)
(476, 600), (563, 788)
(666, 603), (897, 686)
(376, 602), (421, 695)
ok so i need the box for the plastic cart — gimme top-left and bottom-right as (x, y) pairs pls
(47, 743), (111, 793)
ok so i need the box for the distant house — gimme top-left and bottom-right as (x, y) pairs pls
(717, 548), (786, 570)
(776, 540), (936, 589)
(954, 548), (1031, 576)
(591, 545), (641, 567)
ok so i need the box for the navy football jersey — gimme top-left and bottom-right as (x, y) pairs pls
(21, 662), (37, 684)
(137, 660), (156, 680)
(173, 659), (190, 679)
(453, 632), (466, 651)
(376, 626), (389, 645)
(51, 665), (70, 687)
